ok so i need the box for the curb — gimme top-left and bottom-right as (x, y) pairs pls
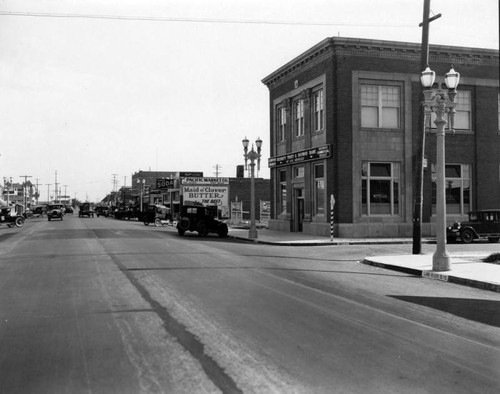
(228, 235), (431, 246)
(361, 258), (500, 293)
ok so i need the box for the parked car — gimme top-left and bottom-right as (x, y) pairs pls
(0, 206), (25, 227)
(47, 204), (64, 221)
(32, 205), (47, 217)
(94, 205), (110, 217)
(79, 203), (94, 218)
(447, 209), (500, 243)
(64, 205), (74, 214)
(176, 203), (228, 237)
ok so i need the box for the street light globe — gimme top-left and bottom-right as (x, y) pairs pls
(420, 66), (436, 88)
(445, 66), (460, 89)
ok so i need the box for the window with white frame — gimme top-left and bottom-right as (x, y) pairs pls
(432, 164), (471, 215)
(294, 99), (304, 137)
(362, 162), (400, 215)
(314, 164), (325, 215)
(313, 89), (324, 132)
(279, 169), (287, 214)
(277, 106), (286, 142)
(293, 166), (304, 179)
(361, 84), (401, 129)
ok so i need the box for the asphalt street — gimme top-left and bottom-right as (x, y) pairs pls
(1, 215), (499, 393)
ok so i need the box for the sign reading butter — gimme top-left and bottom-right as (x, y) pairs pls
(182, 177), (229, 185)
(268, 145), (331, 167)
(182, 185), (229, 206)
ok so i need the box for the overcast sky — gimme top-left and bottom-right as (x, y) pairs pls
(0, 0), (498, 203)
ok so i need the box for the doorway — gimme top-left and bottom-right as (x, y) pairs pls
(294, 188), (304, 232)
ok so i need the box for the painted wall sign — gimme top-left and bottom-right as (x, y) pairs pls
(268, 145), (331, 167)
(182, 185), (229, 206)
(182, 177), (230, 185)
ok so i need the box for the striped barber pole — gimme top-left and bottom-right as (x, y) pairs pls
(330, 194), (335, 241)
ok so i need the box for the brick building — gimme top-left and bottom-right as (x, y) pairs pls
(262, 37), (499, 238)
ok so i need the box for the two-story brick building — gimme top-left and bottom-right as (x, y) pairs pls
(262, 37), (499, 238)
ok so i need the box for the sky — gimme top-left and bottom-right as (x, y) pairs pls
(0, 0), (498, 203)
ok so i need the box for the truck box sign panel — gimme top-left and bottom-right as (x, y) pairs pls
(268, 145), (331, 167)
(182, 185), (229, 206)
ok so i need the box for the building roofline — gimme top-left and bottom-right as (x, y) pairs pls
(261, 36), (499, 86)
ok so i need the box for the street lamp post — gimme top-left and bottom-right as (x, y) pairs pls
(136, 178), (146, 212)
(242, 136), (263, 239)
(420, 65), (460, 271)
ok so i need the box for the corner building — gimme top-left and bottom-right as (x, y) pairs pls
(262, 37), (499, 238)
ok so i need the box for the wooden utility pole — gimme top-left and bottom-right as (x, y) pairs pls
(413, 0), (441, 254)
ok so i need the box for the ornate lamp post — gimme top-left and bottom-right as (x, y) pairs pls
(136, 178), (146, 212)
(242, 136), (263, 239)
(421, 65), (460, 271)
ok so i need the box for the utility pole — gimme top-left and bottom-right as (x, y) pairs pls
(19, 175), (32, 210)
(35, 178), (40, 204)
(45, 184), (51, 204)
(213, 164), (222, 178)
(413, 0), (441, 254)
(54, 170), (58, 203)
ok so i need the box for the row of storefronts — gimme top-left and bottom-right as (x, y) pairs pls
(110, 171), (271, 224)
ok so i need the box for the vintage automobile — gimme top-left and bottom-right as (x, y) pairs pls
(79, 203), (94, 218)
(32, 205), (47, 217)
(94, 205), (110, 217)
(142, 204), (171, 226)
(47, 204), (64, 221)
(176, 202), (228, 237)
(0, 206), (25, 228)
(447, 209), (500, 243)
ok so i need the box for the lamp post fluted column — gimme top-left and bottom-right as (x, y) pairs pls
(421, 65), (460, 272)
(242, 137), (263, 240)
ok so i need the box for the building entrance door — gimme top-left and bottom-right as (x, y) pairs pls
(294, 188), (304, 232)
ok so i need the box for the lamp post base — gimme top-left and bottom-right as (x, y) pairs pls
(248, 228), (258, 239)
(432, 253), (451, 272)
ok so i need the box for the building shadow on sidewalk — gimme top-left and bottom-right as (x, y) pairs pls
(390, 296), (500, 328)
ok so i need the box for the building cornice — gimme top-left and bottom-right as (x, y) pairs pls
(262, 37), (499, 87)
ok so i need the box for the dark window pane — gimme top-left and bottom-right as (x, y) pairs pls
(370, 163), (391, 177)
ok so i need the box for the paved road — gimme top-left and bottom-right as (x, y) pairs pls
(1, 216), (499, 393)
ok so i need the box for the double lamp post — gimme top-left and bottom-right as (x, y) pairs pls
(420, 65), (460, 271)
(242, 136), (262, 239)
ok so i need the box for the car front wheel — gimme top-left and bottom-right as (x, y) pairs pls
(461, 228), (475, 243)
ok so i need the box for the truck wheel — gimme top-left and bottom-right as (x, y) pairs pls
(218, 224), (228, 237)
(461, 228), (475, 243)
(196, 221), (208, 237)
(14, 217), (24, 227)
(178, 218), (190, 232)
(154, 218), (162, 227)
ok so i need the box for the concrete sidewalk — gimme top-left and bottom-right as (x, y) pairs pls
(228, 227), (500, 293)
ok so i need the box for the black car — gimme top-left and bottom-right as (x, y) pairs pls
(47, 204), (64, 221)
(176, 203), (228, 237)
(447, 209), (500, 243)
(64, 205), (74, 214)
(94, 205), (110, 217)
(79, 203), (94, 218)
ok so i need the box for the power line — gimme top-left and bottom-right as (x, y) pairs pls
(0, 10), (414, 28)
